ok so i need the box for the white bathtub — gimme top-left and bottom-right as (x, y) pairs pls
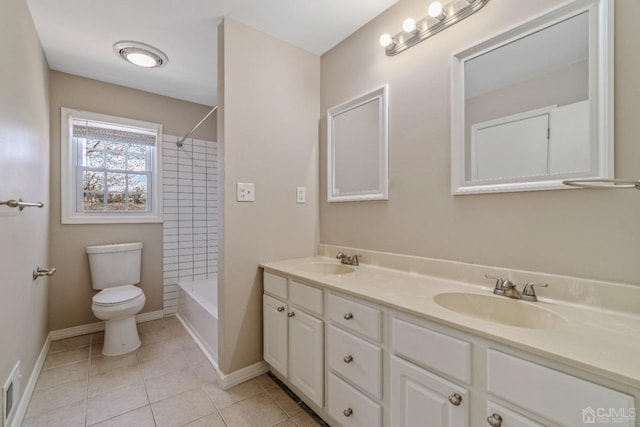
(177, 278), (218, 365)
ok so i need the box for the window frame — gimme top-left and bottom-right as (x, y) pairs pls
(61, 107), (163, 224)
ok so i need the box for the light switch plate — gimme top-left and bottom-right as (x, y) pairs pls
(237, 182), (255, 202)
(296, 186), (306, 204)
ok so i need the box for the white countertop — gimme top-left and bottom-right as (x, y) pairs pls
(261, 255), (640, 389)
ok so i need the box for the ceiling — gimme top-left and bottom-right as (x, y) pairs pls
(26, 0), (398, 107)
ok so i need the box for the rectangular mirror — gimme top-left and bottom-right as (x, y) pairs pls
(451, 0), (613, 195)
(327, 85), (388, 202)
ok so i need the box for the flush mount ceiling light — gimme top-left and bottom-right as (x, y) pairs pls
(380, 0), (491, 56)
(113, 41), (168, 68)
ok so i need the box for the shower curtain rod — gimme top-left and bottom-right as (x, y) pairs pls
(176, 105), (217, 148)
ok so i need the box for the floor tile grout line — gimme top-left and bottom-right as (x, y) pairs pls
(84, 336), (92, 426)
(139, 341), (158, 427)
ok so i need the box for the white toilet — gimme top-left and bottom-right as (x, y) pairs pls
(86, 242), (146, 356)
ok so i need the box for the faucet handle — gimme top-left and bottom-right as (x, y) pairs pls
(352, 255), (363, 266)
(336, 251), (347, 260)
(522, 282), (548, 302)
(485, 274), (505, 295)
(485, 274), (504, 285)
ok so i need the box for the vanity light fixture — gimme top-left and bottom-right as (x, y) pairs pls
(113, 41), (168, 68)
(380, 0), (490, 56)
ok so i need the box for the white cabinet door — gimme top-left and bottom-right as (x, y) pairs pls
(289, 308), (324, 407)
(391, 356), (468, 427)
(263, 294), (288, 376)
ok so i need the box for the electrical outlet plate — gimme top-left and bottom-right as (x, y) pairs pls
(296, 186), (306, 204)
(3, 361), (20, 427)
(237, 182), (255, 202)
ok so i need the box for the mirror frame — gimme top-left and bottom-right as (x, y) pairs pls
(327, 85), (389, 202)
(451, 0), (613, 195)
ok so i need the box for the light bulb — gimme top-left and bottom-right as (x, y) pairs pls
(403, 18), (417, 33)
(428, 1), (445, 19)
(379, 33), (394, 48)
(126, 52), (157, 67)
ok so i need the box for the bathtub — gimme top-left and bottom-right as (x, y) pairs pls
(177, 278), (218, 366)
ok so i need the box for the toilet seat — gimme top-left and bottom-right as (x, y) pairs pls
(93, 285), (143, 306)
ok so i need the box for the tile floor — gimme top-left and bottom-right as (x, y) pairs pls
(22, 317), (325, 427)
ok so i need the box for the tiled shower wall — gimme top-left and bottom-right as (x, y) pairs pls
(162, 135), (218, 315)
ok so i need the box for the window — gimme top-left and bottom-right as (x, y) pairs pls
(61, 108), (163, 224)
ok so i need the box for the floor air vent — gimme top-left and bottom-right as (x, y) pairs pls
(2, 361), (20, 427)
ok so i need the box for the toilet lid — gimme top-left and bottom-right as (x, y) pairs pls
(93, 285), (143, 306)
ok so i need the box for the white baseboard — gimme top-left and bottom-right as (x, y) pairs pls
(175, 314), (269, 391)
(49, 321), (104, 341)
(49, 310), (164, 341)
(136, 310), (164, 323)
(10, 334), (51, 427)
(219, 360), (270, 390)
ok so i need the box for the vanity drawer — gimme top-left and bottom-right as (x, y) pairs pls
(487, 349), (635, 427)
(263, 272), (287, 300)
(328, 325), (382, 399)
(328, 372), (381, 427)
(328, 293), (381, 342)
(290, 280), (323, 316)
(392, 318), (471, 384)
(487, 401), (545, 427)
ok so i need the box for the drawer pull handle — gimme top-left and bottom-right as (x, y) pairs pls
(288, 312), (295, 317)
(277, 306), (285, 312)
(343, 355), (353, 363)
(487, 413), (503, 427)
(343, 408), (353, 417)
(343, 313), (354, 320)
(448, 393), (462, 406)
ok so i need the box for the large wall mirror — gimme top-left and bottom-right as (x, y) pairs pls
(451, 0), (613, 195)
(327, 85), (388, 202)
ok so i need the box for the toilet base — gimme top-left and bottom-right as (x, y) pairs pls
(102, 315), (141, 356)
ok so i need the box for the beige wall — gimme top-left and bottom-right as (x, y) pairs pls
(0, 0), (50, 419)
(218, 18), (320, 374)
(320, 0), (640, 285)
(48, 71), (216, 330)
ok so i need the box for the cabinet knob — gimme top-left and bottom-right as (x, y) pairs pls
(343, 408), (353, 417)
(343, 313), (354, 320)
(448, 393), (462, 406)
(288, 312), (295, 317)
(277, 306), (285, 312)
(487, 413), (503, 427)
(343, 355), (354, 364)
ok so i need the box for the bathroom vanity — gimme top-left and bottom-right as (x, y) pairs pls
(260, 246), (640, 427)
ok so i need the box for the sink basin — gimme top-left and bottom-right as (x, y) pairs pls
(434, 292), (567, 330)
(295, 262), (355, 275)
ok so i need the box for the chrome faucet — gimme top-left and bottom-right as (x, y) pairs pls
(501, 280), (521, 299)
(336, 251), (362, 266)
(484, 274), (548, 302)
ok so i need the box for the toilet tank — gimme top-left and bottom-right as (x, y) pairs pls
(86, 242), (143, 289)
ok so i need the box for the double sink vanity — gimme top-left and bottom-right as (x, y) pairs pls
(260, 245), (640, 427)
